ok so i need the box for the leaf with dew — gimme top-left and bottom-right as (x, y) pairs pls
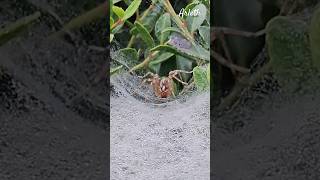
(155, 13), (171, 44)
(135, 21), (155, 48)
(193, 66), (209, 91)
(186, 3), (207, 32)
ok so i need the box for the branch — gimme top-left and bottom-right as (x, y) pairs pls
(218, 62), (272, 110)
(211, 50), (251, 74)
(0, 12), (41, 46)
(211, 27), (265, 39)
(53, 2), (107, 37)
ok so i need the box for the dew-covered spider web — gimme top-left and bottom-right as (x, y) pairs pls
(110, 1), (210, 178)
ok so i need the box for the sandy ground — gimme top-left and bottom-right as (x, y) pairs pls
(110, 75), (210, 180)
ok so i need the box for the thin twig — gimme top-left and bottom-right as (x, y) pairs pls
(218, 62), (272, 110)
(216, 32), (236, 76)
(211, 27), (265, 39)
(211, 50), (251, 74)
(130, 51), (159, 72)
(53, 2), (107, 37)
(0, 12), (41, 46)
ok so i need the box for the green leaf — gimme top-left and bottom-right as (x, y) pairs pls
(176, 55), (193, 82)
(198, 26), (210, 46)
(111, 22), (123, 34)
(160, 27), (183, 36)
(149, 63), (161, 74)
(155, 13), (171, 44)
(110, 17), (114, 29)
(135, 21), (155, 48)
(110, 34), (114, 42)
(149, 52), (174, 73)
(181, 2), (199, 19)
(150, 52), (174, 65)
(142, 4), (163, 32)
(186, 3), (207, 32)
(112, 6), (125, 19)
(113, 0), (121, 4)
(117, 48), (138, 66)
(143, 48), (151, 59)
(122, 0), (141, 21)
(151, 45), (178, 54)
(192, 43), (210, 61)
(193, 66), (209, 91)
(199, 0), (210, 8)
(130, 27), (138, 35)
(151, 44), (209, 61)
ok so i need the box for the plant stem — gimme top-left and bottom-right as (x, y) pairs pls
(161, 0), (194, 42)
(111, 65), (124, 75)
(0, 12), (41, 46)
(218, 62), (271, 110)
(127, 35), (136, 48)
(111, 19), (123, 31)
(55, 2), (107, 36)
(127, 3), (155, 48)
(130, 51), (159, 72)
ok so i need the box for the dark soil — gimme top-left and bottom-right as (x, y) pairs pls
(0, 1), (108, 179)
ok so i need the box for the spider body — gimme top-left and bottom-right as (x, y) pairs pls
(151, 76), (174, 98)
(143, 70), (191, 98)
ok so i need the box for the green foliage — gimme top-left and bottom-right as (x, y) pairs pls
(186, 3), (207, 32)
(134, 21), (155, 48)
(176, 56), (193, 81)
(266, 16), (313, 93)
(198, 26), (210, 46)
(122, 0), (142, 21)
(0, 12), (41, 46)
(193, 66), (209, 91)
(110, 0), (142, 39)
(310, 5), (320, 69)
(118, 48), (139, 63)
(149, 52), (174, 73)
(111, 0), (210, 95)
(155, 13), (171, 44)
(112, 6), (125, 19)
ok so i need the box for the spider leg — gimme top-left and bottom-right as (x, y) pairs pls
(171, 74), (189, 85)
(168, 70), (192, 86)
(212, 27), (265, 38)
(139, 72), (155, 79)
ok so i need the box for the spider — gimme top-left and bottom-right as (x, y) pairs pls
(142, 70), (192, 98)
